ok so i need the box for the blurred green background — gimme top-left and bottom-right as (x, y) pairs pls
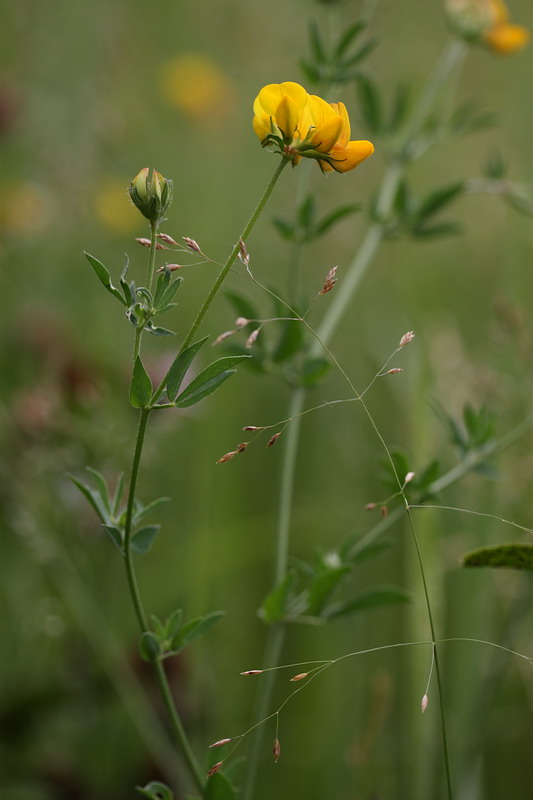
(2, 1), (533, 799)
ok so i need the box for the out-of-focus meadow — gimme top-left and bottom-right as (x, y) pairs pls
(2, 1), (533, 799)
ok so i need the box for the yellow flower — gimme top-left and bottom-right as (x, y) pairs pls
(94, 179), (138, 234)
(252, 81), (374, 174)
(446, 0), (529, 54)
(160, 55), (235, 123)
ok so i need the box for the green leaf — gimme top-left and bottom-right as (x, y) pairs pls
(120, 255), (135, 306)
(309, 20), (327, 65)
(298, 195), (316, 232)
(272, 217), (296, 241)
(166, 337), (208, 402)
(414, 182), (464, 223)
(84, 252), (126, 305)
(136, 782), (174, 800)
(85, 467), (111, 514)
(388, 83), (411, 133)
(335, 20), (365, 58)
(154, 266), (171, 306)
(205, 772), (237, 800)
(170, 610), (225, 653)
(139, 632), (161, 662)
(150, 615), (167, 639)
(130, 356), (153, 408)
(315, 203), (361, 236)
(259, 571), (296, 623)
(112, 472), (126, 516)
(102, 524), (124, 554)
(131, 524), (161, 554)
(175, 356), (249, 408)
(306, 566), (352, 616)
(462, 544), (533, 570)
(145, 322), (176, 336)
(342, 535), (392, 564)
(357, 75), (382, 133)
(338, 38), (377, 69)
(299, 59), (321, 86)
(323, 585), (411, 619)
(164, 609), (183, 641)
(66, 473), (108, 523)
(132, 496), (171, 526)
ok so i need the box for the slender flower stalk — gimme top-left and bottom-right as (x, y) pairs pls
(120, 158), (290, 794)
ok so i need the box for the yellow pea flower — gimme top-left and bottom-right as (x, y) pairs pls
(446, 0), (529, 54)
(252, 81), (374, 174)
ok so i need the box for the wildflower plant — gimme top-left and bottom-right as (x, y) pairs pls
(67, 1), (533, 799)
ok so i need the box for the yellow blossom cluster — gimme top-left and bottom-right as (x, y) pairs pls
(484, 0), (529, 54)
(446, 0), (529, 54)
(253, 82), (374, 174)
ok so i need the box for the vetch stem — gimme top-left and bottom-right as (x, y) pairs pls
(120, 160), (291, 794)
(181, 158), (289, 352)
(150, 158), (290, 406)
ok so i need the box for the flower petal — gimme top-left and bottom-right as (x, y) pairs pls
(330, 140), (375, 173)
(486, 22), (529, 54)
(310, 115), (343, 153)
(276, 94), (301, 140)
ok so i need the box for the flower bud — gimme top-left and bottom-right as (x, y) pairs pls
(129, 167), (173, 225)
(445, 0), (495, 39)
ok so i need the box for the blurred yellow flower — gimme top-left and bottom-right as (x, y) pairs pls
(446, 0), (529, 54)
(160, 54), (235, 122)
(484, 0), (529, 54)
(253, 81), (374, 174)
(0, 182), (52, 234)
(94, 179), (138, 234)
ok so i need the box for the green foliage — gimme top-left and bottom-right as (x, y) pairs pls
(435, 402), (496, 461)
(136, 781), (174, 800)
(462, 544), (533, 570)
(139, 632), (162, 662)
(259, 572), (297, 623)
(131, 524), (161, 554)
(273, 194), (360, 245)
(67, 469), (168, 556)
(323, 585), (411, 619)
(205, 772), (237, 800)
(380, 179), (465, 239)
(259, 541), (410, 625)
(300, 19), (376, 86)
(130, 356), (153, 408)
(146, 610), (226, 660)
(84, 252), (127, 306)
(173, 355), (249, 407)
(166, 337), (209, 401)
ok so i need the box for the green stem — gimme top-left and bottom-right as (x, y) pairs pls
(133, 221), (159, 361)
(120, 161), (290, 793)
(147, 220), (159, 293)
(123, 407), (150, 632)
(153, 660), (207, 792)
(150, 158), (289, 407)
(407, 37), (466, 140)
(181, 158), (289, 353)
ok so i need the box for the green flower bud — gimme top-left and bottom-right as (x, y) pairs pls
(445, 0), (494, 40)
(129, 167), (173, 225)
